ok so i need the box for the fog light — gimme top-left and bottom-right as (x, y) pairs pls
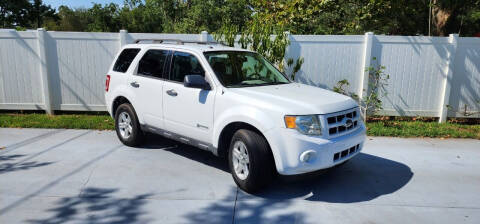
(300, 150), (317, 163)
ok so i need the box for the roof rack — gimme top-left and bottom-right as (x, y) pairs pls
(133, 39), (227, 46)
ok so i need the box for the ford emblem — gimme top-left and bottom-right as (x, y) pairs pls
(345, 119), (353, 128)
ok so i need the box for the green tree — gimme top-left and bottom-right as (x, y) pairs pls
(45, 6), (89, 31)
(250, 0), (480, 36)
(27, 0), (57, 29)
(4, 0), (479, 37)
(86, 3), (120, 32)
(0, 0), (31, 28)
(432, 0), (480, 36)
(118, 0), (162, 33)
(249, 0), (431, 35)
(173, 0), (251, 33)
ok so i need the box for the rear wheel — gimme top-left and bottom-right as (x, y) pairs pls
(115, 103), (144, 146)
(228, 129), (275, 193)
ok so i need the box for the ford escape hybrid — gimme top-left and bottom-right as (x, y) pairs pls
(105, 40), (366, 193)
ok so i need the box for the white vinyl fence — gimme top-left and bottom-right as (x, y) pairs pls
(0, 29), (479, 122)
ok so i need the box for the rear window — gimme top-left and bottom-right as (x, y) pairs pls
(113, 48), (140, 73)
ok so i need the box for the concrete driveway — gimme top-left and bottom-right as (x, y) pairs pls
(0, 128), (479, 223)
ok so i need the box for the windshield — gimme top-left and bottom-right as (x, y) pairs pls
(204, 51), (290, 87)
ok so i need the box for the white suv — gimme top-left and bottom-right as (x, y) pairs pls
(105, 40), (366, 192)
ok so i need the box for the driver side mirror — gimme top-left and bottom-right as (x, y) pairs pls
(184, 75), (211, 90)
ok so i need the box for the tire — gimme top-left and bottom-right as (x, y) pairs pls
(114, 103), (144, 147)
(228, 129), (275, 193)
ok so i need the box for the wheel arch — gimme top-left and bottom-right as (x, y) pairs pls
(216, 121), (279, 176)
(217, 121), (267, 158)
(111, 96), (132, 119)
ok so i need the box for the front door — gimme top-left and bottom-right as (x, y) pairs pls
(162, 51), (215, 143)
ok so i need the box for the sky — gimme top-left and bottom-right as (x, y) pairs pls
(43, 0), (126, 9)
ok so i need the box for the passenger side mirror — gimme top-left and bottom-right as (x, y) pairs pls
(184, 75), (211, 90)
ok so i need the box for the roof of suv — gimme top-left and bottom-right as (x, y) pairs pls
(123, 43), (253, 54)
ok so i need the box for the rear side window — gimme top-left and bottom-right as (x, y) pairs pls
(137, 50), (169, 78)
(169, 51), (205, 82)
(113, 48), (140, 73)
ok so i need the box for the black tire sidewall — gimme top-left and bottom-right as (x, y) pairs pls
(228, 129), (274, 193)
(114, 103), (143, 146)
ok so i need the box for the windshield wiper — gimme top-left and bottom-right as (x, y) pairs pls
(262, 81), (289, 86)
(227, 82), (289, 88)
(227, 83), (262, 88)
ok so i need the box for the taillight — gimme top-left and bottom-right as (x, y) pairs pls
(105, 75), (111, 92)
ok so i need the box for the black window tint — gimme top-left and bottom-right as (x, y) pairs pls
(137, 50), (169, 78)
(170, 51), (205, 82)
(113, 48), (140, 73)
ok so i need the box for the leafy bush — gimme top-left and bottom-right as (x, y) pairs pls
(333, 58), (389, 121)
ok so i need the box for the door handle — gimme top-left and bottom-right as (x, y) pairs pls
(166, 89), (178, 96)
(130, 81), (140, 88)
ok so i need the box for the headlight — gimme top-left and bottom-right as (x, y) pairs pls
(284, 115), (322, 135)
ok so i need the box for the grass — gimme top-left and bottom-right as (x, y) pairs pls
(367, 120), (480, 139)
(1, 113), (479, 139)
(0, 113), (114, 130)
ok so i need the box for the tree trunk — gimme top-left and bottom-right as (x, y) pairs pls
(432, 0), (452, 36)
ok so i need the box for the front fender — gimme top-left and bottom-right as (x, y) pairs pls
(213, 106), (278, 147)
(213, 105), (285, 170)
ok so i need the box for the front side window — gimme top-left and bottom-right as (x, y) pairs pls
(113, 48), (140, 73)
(170, 51), (205, 82)
(204, 51), (290, 87)
(137, 49), (169, 78)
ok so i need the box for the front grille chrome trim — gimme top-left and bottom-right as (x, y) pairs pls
(320, 107), (361, 139)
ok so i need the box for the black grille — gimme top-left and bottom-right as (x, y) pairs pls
(333, 144), (360, 162)
(327, 111), (357, 124)
(328, 121), (358, 136)
(327, 109), (359, 136)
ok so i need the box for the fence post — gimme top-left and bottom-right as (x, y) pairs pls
(358, 32), (374, 100)
(438, 34), (459, 123)
(36, 28), (53, 115)
(119, 29), (128, 47)
(200, 31), (208, 42)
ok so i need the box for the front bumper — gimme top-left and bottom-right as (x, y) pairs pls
(264, 124), (366, 175)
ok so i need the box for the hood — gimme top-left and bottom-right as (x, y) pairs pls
(227, 83), (358, 114)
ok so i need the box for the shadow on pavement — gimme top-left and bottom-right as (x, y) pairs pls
(131, 135), (413, 223)
(0, 154), (54, 174)
(0, 131), (91, 175)
(0, 154), (25, 161)
(0, 145), (123, 215)
(140, 134), (230, 172)
(249, 153), (414, 203)
(0, 130), (64, 156)
(184, 187), (311, 224)
(0, 161), (54, 174)
(27, 187), (152, 224)
(182, 149), (412, 223)
(142, 134), (413, 203)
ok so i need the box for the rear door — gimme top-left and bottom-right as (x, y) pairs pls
(128, 48), (170, 129)
(162, 50), (215, 143)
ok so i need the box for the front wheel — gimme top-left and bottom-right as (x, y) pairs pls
(228, 129), (275, 193)
(115, 103), (144, 147)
